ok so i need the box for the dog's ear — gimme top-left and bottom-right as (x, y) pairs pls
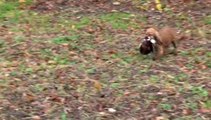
(153, 35), (163, 45)
(146, 28), (163, 45)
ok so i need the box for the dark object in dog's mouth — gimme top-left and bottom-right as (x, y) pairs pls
(139, 36), (156, 55)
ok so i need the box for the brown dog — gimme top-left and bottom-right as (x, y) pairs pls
(146, 27), (184, 60)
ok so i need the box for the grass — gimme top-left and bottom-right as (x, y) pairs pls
(173, 73), (189, 83)
(100, 12), (139, 30)
(0, 2), (19, 19)
(203, 100), (211, 109)
(0, 1), (210, 119)
(52, 35), (80, 44)
(204, 15), (211, 25)
(0, 40), (6, 53)
(185, 100), (198, 111)
(159, 103), (172, 111)
(53, 56), (70, 65)
(149, 75), (160, 83)
(0, 0), (33, 23)
(191, 86), (208, 97)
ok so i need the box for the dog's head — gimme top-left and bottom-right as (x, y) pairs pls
(146, 28), (163, 45)
(146, 28), (158, 37)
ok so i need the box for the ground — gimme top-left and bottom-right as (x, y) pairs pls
(0, 0), (211, 120)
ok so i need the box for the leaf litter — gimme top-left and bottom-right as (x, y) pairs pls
(0, 0), (210, 119)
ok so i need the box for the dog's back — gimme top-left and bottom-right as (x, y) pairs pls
(159, 27), (176, 47)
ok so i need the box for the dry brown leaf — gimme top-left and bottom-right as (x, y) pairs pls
(183, 109), (192, 115)
(19, 0), (26, 3)
(93, 80), (102, 92)
(156, 116), (165, 120)
(32, 116), (41, 120)
(49, 95), (65, 103)
(197, 63), (207, 70)
(199, 108), (211, 113)
(22, 93), (36, 102)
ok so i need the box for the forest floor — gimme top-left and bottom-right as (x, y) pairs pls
(0, 0), (210, 120)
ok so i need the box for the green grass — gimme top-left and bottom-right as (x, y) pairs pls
(0, 0), (32, 22)
(204, 15), (211, 25)
(52, 35), (80, 44)
(33, 84), (45, 92)
(55, 16), (92, 31)
(174, 73), (189, 82)
(0, 39), (6, 52)
(74, 17), (91, 29)
(13, 35), (26, 43)
(191, 86), (208, 97)
(110, 82), (121, 89)
(206, 51), (211, 57)
(0, 79), (8, 86)
(206, 61), (211, 68)
(86, 68), (96, 74)
(18, 13), (92, 33)
(18, 65), (34, 74)
(61, 112), (67, 120)
(40, 48), (53, 59)
(149, 75), (159, 83)
(0, 2), (19, 19)
(100, 12), (139, 30)
(159, 103), (172, 111)
(53, 56), (70, 65)
(203, 100), (211, 109)
(185, 101), (198, 111)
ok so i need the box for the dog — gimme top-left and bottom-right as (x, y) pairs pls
(146, 27), (182, 60)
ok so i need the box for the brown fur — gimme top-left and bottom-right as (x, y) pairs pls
(146, 27), (183, 60)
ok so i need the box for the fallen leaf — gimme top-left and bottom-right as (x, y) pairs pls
(108, 108), (116, 113)
(19, 0), (25, 3)
(22, 93), (36, 102)
(32, 115), (41, 120)
(199, 108), (211, 113)
(155, 0), (162, 12)
(49, 95), (65, 103)
(156, 116), (165, 120)
(93, 80), (102, 92)
(71, 25), (75, 29)
(183, 109), (192, 115)
(99, 112), (107, 115)
(197, 28), (206, 38)
(197, 63), (207, 70)
(113, 2), (120, 5)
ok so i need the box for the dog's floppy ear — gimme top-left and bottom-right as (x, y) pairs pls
(146, 28), (163, 45)
(153, 35), (163, 45)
